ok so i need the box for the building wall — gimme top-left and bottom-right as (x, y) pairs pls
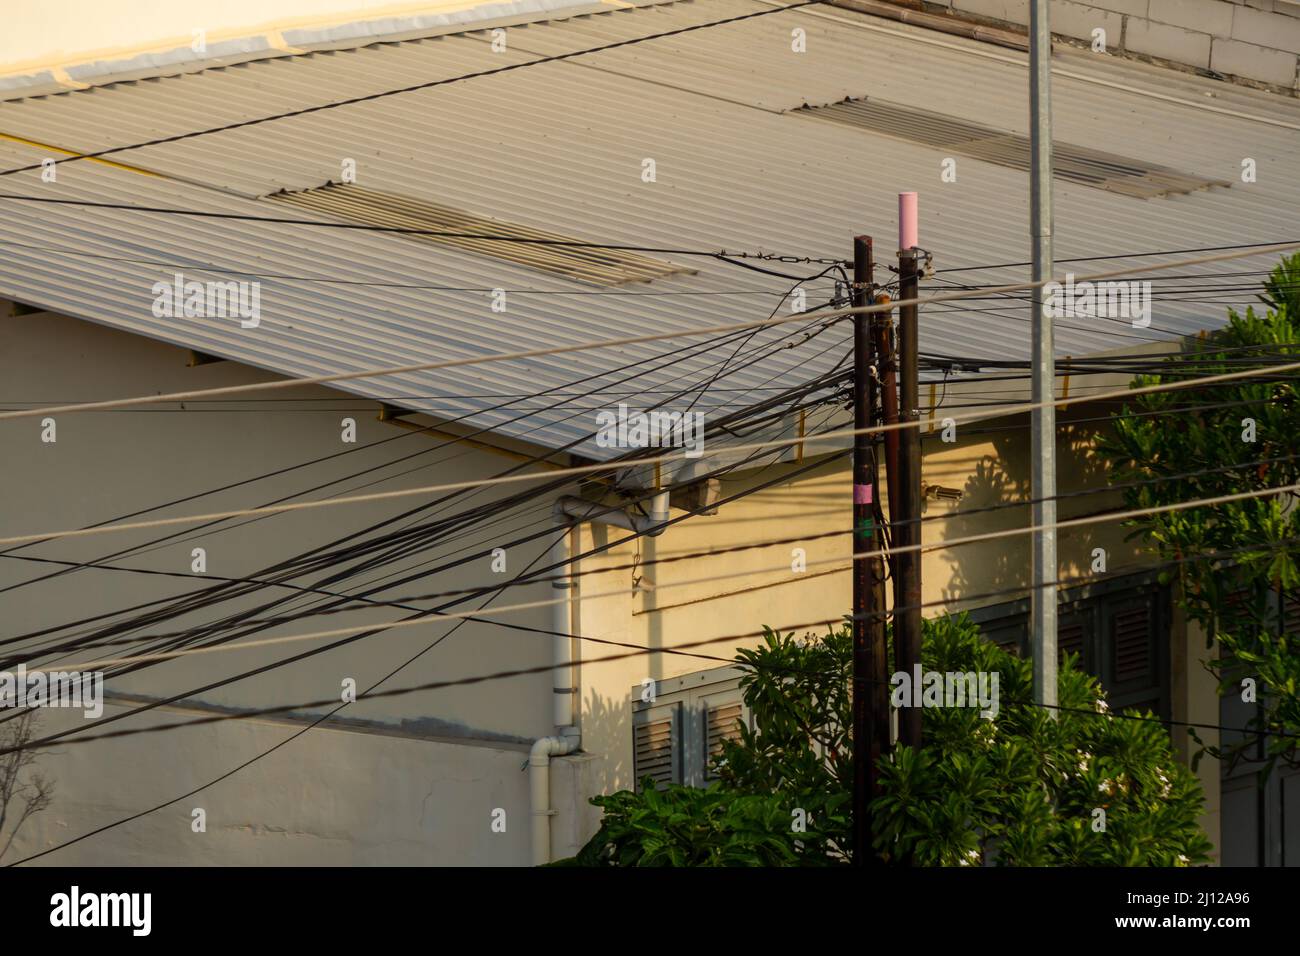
(562, 404), (1225, 856)
(0, 308), (1226, 864)
(0, 308), (564, 864)
(929, 0), (1300, 90)
(14, 699), (532, 866)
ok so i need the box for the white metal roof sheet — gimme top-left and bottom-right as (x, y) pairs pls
(0, 0), (1295, 457)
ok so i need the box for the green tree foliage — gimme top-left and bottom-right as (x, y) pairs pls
(1094, 254), (1300, 772)
(873, 616), (1210, 866)
(562, 615), (1211, 866)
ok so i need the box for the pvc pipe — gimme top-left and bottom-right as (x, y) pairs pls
(529, 734), (576, 866)
(530, 489), (674, 864)
(550, 524), (575, 730)
(553, 490), (670, 536)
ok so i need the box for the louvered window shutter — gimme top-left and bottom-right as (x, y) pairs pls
(1057, 619), (1087, 667)
(633, 704), (678, 793)
(983, 616), (1027, 658)
(1283, 591), (1300, 635)
(704, 699), (745, 781)
(1103, 591), (1166, 716)
(1111, 605), (1152, 684)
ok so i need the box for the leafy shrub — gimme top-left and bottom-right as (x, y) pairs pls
(564, 615), (1212, 866)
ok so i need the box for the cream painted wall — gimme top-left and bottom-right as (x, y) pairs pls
(0, 311), (564, 742)
(0, 308), (585, 863)
(1174, 612), (1223, 863)
(10, 697), (532, 865)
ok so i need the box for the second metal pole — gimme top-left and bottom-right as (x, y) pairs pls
(896, 246), (922, 749)
(1030, 0), (1058, 712)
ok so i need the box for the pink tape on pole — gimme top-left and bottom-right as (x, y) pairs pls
(899, 192), (918, 251)
(854, 484), (874, 504)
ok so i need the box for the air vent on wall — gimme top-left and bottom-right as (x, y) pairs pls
(268, 184), (692, 286)
(800, 98), (1230, 199)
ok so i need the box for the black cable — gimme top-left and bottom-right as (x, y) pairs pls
(8, 343), (1291, 657)
(937, 240), (1300, 275)
(0, 192), (784, 259)
(2, 317), (846, 668)
(5, 531), (559, 868)
(3, 442), (851, 776)
(37, 442), (1300, 653)
(10, 317), (1289, 712)
(0, 316), (767, 602)
(0, 237), (839, 297)
(11, 533), (1299, 760)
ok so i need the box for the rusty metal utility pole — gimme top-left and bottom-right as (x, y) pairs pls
(851, 235), (889, 865)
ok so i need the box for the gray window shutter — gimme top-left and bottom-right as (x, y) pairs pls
(629, 667), (747, 791)
(633, 703), (678, 792)
(1101, 589), (1167, 716)
(972, 574), (1169, 719)
(704, 700), (745, 781)
(1057, 618), (1087, 666)
(1111, 604), (1152, 684)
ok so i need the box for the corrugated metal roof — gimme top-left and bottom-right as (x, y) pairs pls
(269, 183), (693, 284)
(0, 0), (1296, 458)
(800, 97), (1231, 199)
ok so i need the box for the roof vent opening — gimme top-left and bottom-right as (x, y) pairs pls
(267, 183), (693, 285)
(800, 97), (1229, 199)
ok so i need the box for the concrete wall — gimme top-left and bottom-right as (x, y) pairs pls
(931, 0), (1300, 90)
(0, 308), (564, 864)
(564, 402), (1218, 831)
(13, 699), (532, 866)
(1172, 610), (1223, 862)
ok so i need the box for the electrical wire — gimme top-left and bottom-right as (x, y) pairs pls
(937, 239), (1300, 274)
(22, 446), (1296, 656)
(31, 476), (1300, 673)
(0, 321), (847, 675)
(0, 236), (839, 297)
(2, 352), (1295, 551)
(11, 529), (1299, 761)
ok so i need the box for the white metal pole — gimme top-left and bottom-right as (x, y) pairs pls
(1029, 0), (1057, 713)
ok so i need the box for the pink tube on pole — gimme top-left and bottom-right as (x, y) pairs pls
(898, 191), (918, 251)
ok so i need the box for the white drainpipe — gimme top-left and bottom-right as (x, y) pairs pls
(528, 488), (672, 865)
